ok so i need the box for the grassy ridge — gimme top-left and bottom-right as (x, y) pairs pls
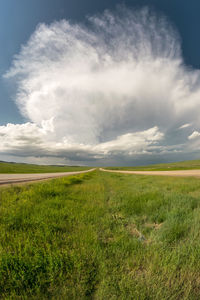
(0, 161), (89, 173)
(105, 159), (200, 171)
(0, 170), (200, 298)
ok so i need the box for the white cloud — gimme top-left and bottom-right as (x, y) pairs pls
(3, 6), (200, 165)
(0, 122), (47, 155)
(188, 131), (200, 140)
(96, 127), (163, 155)
(0, 123), (163, 160)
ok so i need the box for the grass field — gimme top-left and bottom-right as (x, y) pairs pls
(1, 169), (200, 299)
(105, 159), (200, 171)
(0, 161), (89, 173)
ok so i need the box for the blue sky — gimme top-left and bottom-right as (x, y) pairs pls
(1, 0), (200, 165)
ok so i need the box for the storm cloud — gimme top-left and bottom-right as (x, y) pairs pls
(3, 6), (200, 165)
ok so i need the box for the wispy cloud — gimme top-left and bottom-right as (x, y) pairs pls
(179, 123), (192, 129)
(3, 6), (200, 165)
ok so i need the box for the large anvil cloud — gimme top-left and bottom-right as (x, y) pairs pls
(3, 6), (200, 165)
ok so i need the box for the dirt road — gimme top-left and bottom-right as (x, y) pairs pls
(100, 168), (200, 178)
(0, 169), (95, 186)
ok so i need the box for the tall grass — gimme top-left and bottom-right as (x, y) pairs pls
(0, 170), (200, 299)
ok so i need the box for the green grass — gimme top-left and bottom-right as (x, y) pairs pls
(0, 161), (90, 173)
(1, 170), (200, 299)
(105, 159), (200, 171)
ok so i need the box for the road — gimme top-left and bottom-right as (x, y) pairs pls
(100, 168), (200, 178)
(3, 167), (200, 186)
(0, 169), (95, 186)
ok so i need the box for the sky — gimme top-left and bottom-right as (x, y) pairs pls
(1, 0), (200, 166)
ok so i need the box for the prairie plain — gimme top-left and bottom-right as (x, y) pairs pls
(0, 163), (200, 299)
(0, 161), (90, 174)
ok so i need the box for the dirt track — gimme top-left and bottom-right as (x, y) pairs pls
(0, 169), (95, 186)
(100, 168), (200, 178)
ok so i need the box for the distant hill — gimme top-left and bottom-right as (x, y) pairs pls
(0, 161), (89, 174)
(105, 159), (200, 171)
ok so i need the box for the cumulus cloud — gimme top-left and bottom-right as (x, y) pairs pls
(0, 123), (163, 161)
(96, 127), (163, 155)
(188, 131), (200, 140)
(0, 122), (47, 156)
(3, 6), (200, 165)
